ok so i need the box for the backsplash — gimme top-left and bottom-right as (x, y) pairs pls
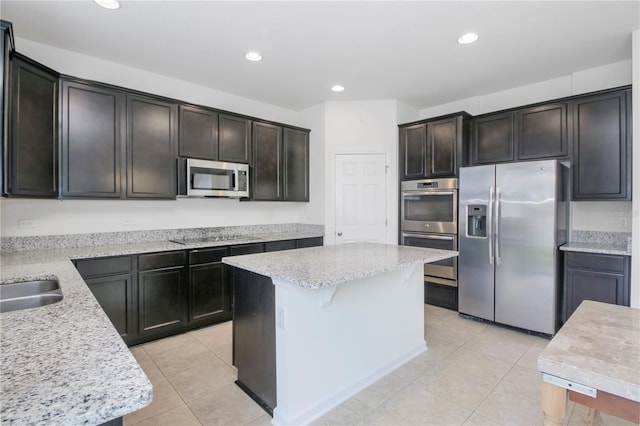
(1, 223), (324, 253)
(571, 230), (632, 251)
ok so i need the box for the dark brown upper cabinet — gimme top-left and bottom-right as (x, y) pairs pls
(283, 127), (309, 201)
(571, 89), (630, 200)
(399, 123), (427, 180)
(5, 54), (58, 197)
(399, 114), (467, 181)
(428, 116), (464, 177)
(219, 114), (251, 164)
(1, 21), (14, 193)
(178, 105), (218, 160)
(126, 94), (178, 199)
(252, 122), (282, 201)
(471, 112), (514, 165)
(61, 80), (125, 198)
(516, 102), (568, 160)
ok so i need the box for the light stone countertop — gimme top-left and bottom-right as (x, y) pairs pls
(0, 260), (153, 425)
(222, 242), (458, 289)
(560, 242), (631, 256)
(0, 228), (323, 425)
(537, 301), (640, 402)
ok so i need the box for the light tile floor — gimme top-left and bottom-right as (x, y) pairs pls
(125, 305), (636, 425)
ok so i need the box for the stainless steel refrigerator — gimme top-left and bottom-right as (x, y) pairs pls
(458, 160), (568, 335)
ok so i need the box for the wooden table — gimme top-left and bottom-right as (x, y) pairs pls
(538, 301), (640, 425)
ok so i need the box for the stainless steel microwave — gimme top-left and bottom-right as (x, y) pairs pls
(182, 158), (249, 198)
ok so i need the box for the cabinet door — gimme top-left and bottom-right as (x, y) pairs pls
(6, 56), (57, 197)
(471, 113), (514, 164)
(219, 114), (251, 164)
(399, 123), (426, 180)
(85, 273), (135, 344)
(61, 81), (124, 198)
(428, 117), (458, 177)
(517, 103), (567, 160)
(189, 262), (231, 324)
(179, 105), (218, 160)
(1, 22), (12, 193)
(571, 91), (630, 200)
(138, 266), (188, 337)
(252, 122), (282, 201)
(564, 269), (625, 321)
(126, 95), (177, 199)
(282, 127), (309, 201)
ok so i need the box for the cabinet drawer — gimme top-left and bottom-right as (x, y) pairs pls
(76, 256), (132, 277)
(296, 237), (324, 248)
(139, 251), (186, 271)
(565, 252), (626, 273)
(264, 240), (296, 252)
(189, 247), (228, 265)
(230, 243), (264, 256)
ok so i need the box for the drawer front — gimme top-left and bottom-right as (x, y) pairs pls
(264, 240), (296, 252)
(566, 252), (626, 273)
(139, 251), (186, 271)
(76, 256), (132, 277)
(189, 247), (228, 265)
(230, 243), (264, 256)
(296, 237), (324, 248)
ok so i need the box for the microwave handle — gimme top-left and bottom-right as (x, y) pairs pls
(232, 170), (238, 191)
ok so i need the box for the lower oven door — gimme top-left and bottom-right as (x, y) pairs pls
(401, 232), (457, 281)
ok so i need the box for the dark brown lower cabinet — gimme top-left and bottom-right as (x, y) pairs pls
(232, 268), (276, 415)
(137, 251), (188, 339)
(188, 247), (231, 325)
(424, 280), (458, 311)
(295, 237), (324, 248)
(563, 252), (630, 323)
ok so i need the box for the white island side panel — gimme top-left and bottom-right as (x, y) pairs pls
(272, 265), (426, 426)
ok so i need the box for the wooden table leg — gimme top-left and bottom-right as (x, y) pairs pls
(541, 381), (568, 426)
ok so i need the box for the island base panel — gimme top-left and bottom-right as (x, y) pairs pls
(232, 268), (277, 413)
(272, 265), (426, 425)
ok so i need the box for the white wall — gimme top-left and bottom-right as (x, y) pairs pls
(322, 100), (399, 245)
(0, 38), (317, 237)
(297, 103), (327, 226)
(418, 60), (634, 234)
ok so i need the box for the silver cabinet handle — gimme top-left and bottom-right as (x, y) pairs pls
(495, 186), (501, 266)
(488, 187), (494, 265)
(337, 232), (342, 236)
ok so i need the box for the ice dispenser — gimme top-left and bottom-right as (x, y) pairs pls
(467, 204), (487, 238)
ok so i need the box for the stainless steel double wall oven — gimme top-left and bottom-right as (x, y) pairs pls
(400, 178), (458, 309)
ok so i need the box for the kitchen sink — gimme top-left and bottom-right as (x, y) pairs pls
(0, 279), (63, 313)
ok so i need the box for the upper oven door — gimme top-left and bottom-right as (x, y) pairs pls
(401, 189), (458, 234)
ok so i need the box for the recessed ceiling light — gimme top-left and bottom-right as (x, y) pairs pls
(94, 0), (120, 10)
(457, 32), (479, 45)
(331, 85), (345, 92)
(245, 52), (262, 62)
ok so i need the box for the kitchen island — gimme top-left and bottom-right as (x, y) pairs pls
(538, 301), (640, 425)
(223, 242), (458, 426)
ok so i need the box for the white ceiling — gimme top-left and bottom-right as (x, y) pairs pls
(1, 1), (638, 111)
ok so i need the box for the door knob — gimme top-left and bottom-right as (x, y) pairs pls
(337, 232), (343, 236)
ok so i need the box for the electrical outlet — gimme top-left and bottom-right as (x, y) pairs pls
(276, 307), (286, 329)
(18, 219), (38, 229)
(123, 219), (136, 227)
(619, 217), (628, 229)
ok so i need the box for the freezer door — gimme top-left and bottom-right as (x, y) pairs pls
(458, 165), (495, 321)
(494, 160), (558, 334)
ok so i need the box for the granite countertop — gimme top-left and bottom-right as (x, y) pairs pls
(537, 300), (640, 402)
(222, 242), (458, 289)
(560, 242), (631, 256)
(0, 227), (323, 425)
(0, 260), (153, 425)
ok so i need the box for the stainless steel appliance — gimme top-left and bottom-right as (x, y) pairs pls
(180, 158), (249, 198)
(401, 178), (457, 234)
(458, 160), (568, 335)
(401, 178), (458, 309)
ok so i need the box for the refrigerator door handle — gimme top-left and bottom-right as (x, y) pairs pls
(495, 186), (501, 265)
(488, 186), (494, 265)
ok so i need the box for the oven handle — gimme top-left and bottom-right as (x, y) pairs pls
(402, 191), (455, 197)
(402, 233), (454, 241)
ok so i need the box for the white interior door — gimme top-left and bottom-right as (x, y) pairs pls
(335, 154), (387, 244)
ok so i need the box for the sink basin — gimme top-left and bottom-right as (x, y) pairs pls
(0, 279), (63, 313)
